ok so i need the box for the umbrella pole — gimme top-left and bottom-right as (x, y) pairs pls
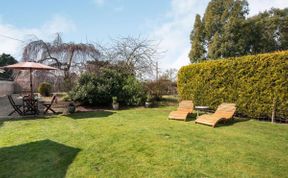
(30, 68), (33, 97)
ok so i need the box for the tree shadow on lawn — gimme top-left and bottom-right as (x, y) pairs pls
(0, 139), (80, 178)
(67, 110), (114, 120)
(185, 113), (250, 126)
(215, 117), (251, 127)
(0, 115), (54, 123)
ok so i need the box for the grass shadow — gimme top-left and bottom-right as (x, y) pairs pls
(0, 115), (55, 122)
(67, 110), (114, 120)
(185, 113), (198, 122)
(0, 139), (80, 178)
(216, 117), (251, 127)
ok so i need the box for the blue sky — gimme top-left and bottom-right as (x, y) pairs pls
(1, 0), (288, 70)
(0, 0), (168, 42)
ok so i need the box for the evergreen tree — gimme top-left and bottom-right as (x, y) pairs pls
(189, 14), (206, 63)
(188, 0), (288, 61)
(208, 32), (222, 59)
(221, 0), (249, 57)
(203, 0), (231, 41)
(0, 53), (17, 80)
(246, 8), (288, 54)
(278, 8), (288, 50)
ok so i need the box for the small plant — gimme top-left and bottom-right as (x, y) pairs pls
(112, 96), (118, 104)
(38, 82), (52, 96)
(146, 94), (153, 102)
(112, 96), (119, 110)
(145, 94), (153, 108)
(67, 102), (76, 114)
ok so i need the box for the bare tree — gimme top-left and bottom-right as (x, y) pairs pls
(161, 68), (178, 82)
(22, 33), (100, 89)
(95, 36), (161, 79)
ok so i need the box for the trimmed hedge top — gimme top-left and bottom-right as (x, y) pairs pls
(178, 51), (288, 120)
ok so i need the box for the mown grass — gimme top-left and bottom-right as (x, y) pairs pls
(0, 106), (287, 177)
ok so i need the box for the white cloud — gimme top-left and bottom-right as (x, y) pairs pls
(150, 0), (288, 70)
(248, 0), (288, 16)
(149, 0), (209, 70)
(42, 15), (76, 34)
(0, 15), (76, 60)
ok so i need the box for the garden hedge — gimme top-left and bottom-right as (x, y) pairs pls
(178, 51), (288, 120)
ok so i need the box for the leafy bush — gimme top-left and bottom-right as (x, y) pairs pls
(178, 51), (288, 120)
(121, 75), (146, 106)
(69, 69), (146, 106)
(38, 82), (52, 96)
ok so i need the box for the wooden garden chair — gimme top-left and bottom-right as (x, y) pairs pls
(168, 100), (194, 121)
(195, 103), (236, 127)
(8, 95), (23, 116)
(43, 95), (57, 114)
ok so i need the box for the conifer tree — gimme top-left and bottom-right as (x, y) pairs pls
(189, 14), (206, 63)
(208, 32), (221, 59)
(221, 0), (249, 57)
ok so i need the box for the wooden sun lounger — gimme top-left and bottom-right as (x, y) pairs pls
(195, 103), (236, 127)
(168, 100), (194, 121)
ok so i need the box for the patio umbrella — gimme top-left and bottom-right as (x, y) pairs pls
(3, 61), (57, 96)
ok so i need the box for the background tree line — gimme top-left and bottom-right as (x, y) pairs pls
(8, 33), (176, 106)
(189, 0), (288, 63)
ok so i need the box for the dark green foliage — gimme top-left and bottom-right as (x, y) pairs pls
(178, 51), (288, 120)
(0, 53), (17, 80)
(38, 82), (52, 96)
(189, 14), (206, 62)
(203, 0), (229, 41)
(196, 0), (249, 60)
(69, 69), (146, 106)
(189, 1), (288, 62)
(208, 32), (221, 59)
(221, 0), (248, 58)
(247, 8), (288, 53)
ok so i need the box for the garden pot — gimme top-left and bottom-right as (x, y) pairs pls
(68, 103), (76, 113)
(112, 103), (119, 110)
(145, 101), (152, 108)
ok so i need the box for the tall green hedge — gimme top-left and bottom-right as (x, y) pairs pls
(178, 51), (288, 120)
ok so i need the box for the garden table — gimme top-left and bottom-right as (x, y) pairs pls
(195, 106), (210, 117)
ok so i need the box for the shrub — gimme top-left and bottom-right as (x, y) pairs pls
(38, 82), (52, 96)
(121, 75), (146, 106)
(69, 69), (146, 106)
(178, 51), (288, 120)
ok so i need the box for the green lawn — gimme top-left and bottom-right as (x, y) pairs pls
(0, 106), (287, 177)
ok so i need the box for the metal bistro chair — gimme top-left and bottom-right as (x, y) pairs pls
(8, 95), (24, 116)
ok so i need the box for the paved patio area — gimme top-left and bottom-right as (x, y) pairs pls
(0, 94), (67, 119)
(0, 95), (13, 117)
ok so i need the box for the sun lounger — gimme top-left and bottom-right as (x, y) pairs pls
(195, 103), (236, 127)
(168, 100), (194, 121)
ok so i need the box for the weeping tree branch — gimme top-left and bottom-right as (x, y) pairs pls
(22, 33), (101, 81)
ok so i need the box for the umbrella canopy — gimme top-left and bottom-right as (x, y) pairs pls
(3, 61), (57, 96)
(4, 61), (57, 70)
